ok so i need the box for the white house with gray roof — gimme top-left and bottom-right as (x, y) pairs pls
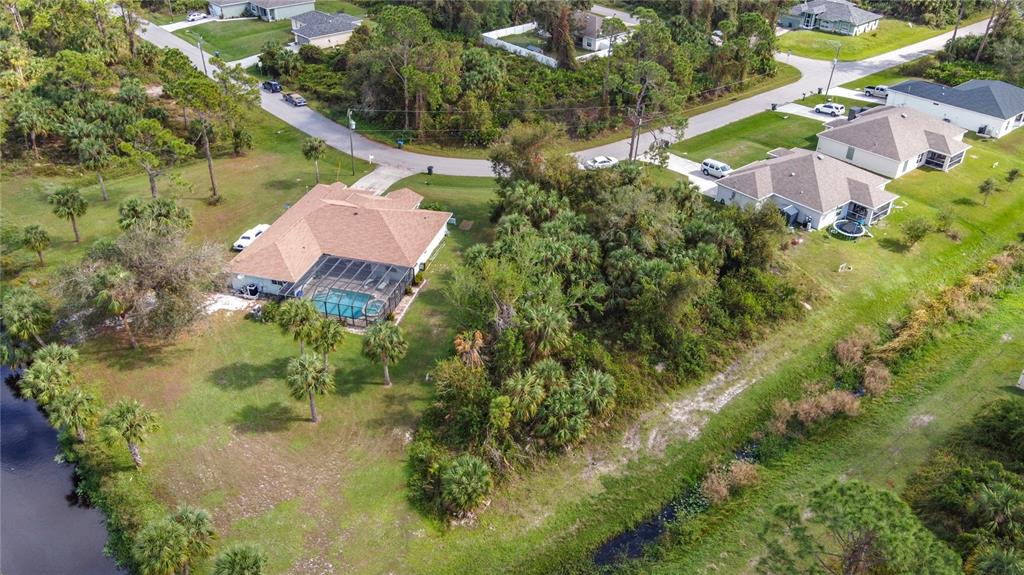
(208, 0), (313, 21)
(291, 11), (362, 47)
(714, 148), (897, 230)
(816, 106), (971, 178)
(779, 0), (882, 36)
(886, 79), (1024, 139)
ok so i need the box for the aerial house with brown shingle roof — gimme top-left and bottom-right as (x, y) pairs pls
(816, 106), (971, 179)
(714, 148), (897, 230)
(229, 183), (451, 326)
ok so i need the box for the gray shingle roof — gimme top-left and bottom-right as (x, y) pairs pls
(890, 79), (1024, 120)
(789, 0), (882, 26)
(291, 10), (361, 38)
(820, 106), (970, 161)
(718, 148), (895, 211)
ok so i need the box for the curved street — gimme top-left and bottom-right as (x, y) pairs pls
(139, 18), (991, 179)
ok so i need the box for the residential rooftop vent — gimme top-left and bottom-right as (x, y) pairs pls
(816, 154), (824, 160)
(790, 172), (796, 177)
(900, 112), (908, 118)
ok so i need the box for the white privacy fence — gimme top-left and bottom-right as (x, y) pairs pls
(482, 23), (558, 68)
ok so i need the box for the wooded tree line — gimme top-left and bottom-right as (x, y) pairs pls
(262, 2), (777, 148)
(406, 122), (802, 518)
(2, 0), (258, 201)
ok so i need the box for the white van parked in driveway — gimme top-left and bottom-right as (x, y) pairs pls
(701, 158), (732, 178)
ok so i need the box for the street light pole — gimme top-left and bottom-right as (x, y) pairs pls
(347, 108), (356, 176)
(824, 42), (841, 97)
(197, 38), (209, 76)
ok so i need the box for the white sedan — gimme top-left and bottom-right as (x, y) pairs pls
(232, 224), (270, 251)
(186, 11), (207, 21)
(583, 155), (619, 170)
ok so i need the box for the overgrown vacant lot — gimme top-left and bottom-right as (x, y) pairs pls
(669, 111), (824, 168)
(777, 17), (983, 61)
(173, 19), (292, 61)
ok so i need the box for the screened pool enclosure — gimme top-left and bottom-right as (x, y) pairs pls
(282, 255), (414, 327)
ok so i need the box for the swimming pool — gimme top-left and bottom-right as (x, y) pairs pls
(314, 289), (372, 319)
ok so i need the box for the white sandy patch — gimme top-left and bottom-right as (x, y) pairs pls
(204, 293), (253, 315)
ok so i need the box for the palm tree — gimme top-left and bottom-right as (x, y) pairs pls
(0, 286), (52, 346)
(49, 387), (101, 441)
(276, 298), (320, 355)
(975, 546), (1024, 575)
(361, 321), (408, 387)
(94, 265), (140, 349)
(454, 330), (485, 367)
(33, 343), (79, 365)
(102, 399), (159, 468)
(521, 302), (570, 361)
(285, 353), (334, 423)
(22, 224), (50, 266)
(972, 482), (1024, 540)
(309, 316), (345, 370)
(213, 543), (268, 575)
(439, 454), (492, 515)
(134, 517), (188, 575)
(20, 356), (73, 406)
(302, 137), (327, 184)
(570, 368), (616, 418)
(77, 135), (112, 201)
(502, 370), (544, 422)
(48, 185), (88, 243)
(172, 506), (216, 575)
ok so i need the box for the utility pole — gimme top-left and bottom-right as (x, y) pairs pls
(197, 38), (209, 76)
(824, 41), (841, 97)
(347, 108), (356, 176)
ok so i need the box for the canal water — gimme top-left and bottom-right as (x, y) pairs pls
(1, 368), (120, 574)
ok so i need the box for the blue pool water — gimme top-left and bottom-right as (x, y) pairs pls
(314, 289), (372, 319)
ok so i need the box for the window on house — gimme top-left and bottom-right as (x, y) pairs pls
(917, 152), (925, 164)
(271, 280), (286, 286)
(845, 146), (855, 160)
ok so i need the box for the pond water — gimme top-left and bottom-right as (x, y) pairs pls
(1, 368), (120, 575)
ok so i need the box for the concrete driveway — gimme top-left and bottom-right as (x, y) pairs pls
(137, 16), (992, 180)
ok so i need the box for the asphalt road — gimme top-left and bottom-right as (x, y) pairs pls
(138, 17), (991, 178)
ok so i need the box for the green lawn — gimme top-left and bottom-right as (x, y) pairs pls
(839, 59), (924, 91)
(173, 19), (293, 61)
(778, 17), (982, 61)
(502, 30), (550, 53)
(314, 0), (366, 16)
(2, 107), (372, 293)
(669, 111), (824, 168)
(643, 286), (1024, 574)
(794, 93), (880, 110)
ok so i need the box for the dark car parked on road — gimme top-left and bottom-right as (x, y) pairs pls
(262, 80), (281, 93)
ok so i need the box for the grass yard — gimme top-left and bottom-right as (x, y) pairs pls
(2, 107), (372, 293)
(794, 93), (879, 110)
(173, 19), (293, 62)
(314, 0), (366, 16)
(643, 286), (1024, 573)
(777, 16), (986, 61)
(502, 30), (550, 53)
(669, 111), (824, 168)
(839, 58), (924, 91)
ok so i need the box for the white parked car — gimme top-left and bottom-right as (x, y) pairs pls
(814, 102), (846, 117)
(232, 224), (270, 251)
(583, 155), (619, 170)
(186, 11), (207, 22)
(701, 158), (732, 178)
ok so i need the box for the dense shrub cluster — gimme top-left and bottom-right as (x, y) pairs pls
(409, 125), (804, 518)
(904, 399), (1024, 571)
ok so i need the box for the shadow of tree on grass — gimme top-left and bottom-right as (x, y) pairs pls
(229, 401), (303, 433)
(209, 357), (290, 390)
(877, 237), (910, 253)
(953, 197), (979, 207)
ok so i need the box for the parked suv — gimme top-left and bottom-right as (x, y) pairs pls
(863, 85), (888, 98)
(283, 93), (307, 106)
(701, 158), (732, 178)
(262, 80), (282, 93)
(186, 11), (207, 21)
(814, 102), (846, 117)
